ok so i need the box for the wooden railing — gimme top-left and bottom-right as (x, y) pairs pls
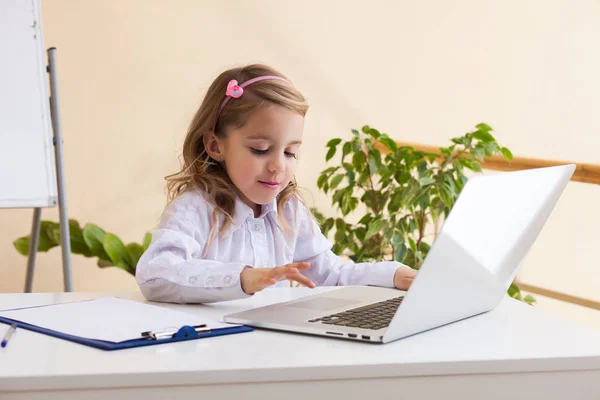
(377, 140), (600, 311)
(515, 282), (600, 311)
(380, 140), (600, 185)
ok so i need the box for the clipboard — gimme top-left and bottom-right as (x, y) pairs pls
(0, 297), (252, 351)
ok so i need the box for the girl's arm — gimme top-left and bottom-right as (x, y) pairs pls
(136, 227), (251, 304)
(291, 200), (411, 288)
(298, 249), (406, 288)
(135, 193), (250, 304)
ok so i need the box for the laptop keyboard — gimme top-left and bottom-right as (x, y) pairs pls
(308, 296), (404, 330)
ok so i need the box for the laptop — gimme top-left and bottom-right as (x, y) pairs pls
(224, 165), (575, 343)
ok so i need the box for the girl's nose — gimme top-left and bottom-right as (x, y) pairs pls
(267, 156), (284, 174)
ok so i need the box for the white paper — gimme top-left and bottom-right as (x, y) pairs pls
(0, 297), (236, 343)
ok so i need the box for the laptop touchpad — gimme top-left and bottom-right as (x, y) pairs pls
(286, 297), (359, 311)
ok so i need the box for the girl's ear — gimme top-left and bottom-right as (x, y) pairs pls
(203, 131), (225, 162)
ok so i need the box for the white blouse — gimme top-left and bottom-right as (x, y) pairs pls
(136, 190), (406, 303)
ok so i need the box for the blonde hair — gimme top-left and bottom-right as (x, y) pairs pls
(165, 64), (309, 246)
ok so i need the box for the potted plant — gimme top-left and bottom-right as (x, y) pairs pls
(13, 220), (149, 276)
(312, 123), (535, 304)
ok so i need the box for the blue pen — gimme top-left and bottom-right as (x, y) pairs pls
(1, 324), (17, 348)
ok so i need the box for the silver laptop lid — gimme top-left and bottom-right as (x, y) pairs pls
(383, 165), (575, 343)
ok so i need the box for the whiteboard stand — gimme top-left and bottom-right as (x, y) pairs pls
(24, 48), (73, 293)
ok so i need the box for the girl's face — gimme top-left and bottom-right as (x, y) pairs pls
(211, 105), (304, 216)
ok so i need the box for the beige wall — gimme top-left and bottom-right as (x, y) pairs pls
(2, 1), (599, 330)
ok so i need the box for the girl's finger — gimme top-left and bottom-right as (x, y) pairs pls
(286, 271), (316, 288)
(258, 277), (276, 290)
(271, 266), (300, 278)
(287, 262), (310, 270)
(270, 266), (289, 277)
(269, 265), (315, 287)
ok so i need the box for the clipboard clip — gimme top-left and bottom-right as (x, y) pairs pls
(141, 324), (210, 340)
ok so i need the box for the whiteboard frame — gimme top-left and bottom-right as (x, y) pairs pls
(0, 0), (58, 209)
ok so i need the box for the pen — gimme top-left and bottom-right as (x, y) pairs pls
(141, 324), (210, 340)
(1, 324), (17, 348)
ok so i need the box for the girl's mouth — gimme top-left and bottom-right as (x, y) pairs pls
(259, 181), (280, 189)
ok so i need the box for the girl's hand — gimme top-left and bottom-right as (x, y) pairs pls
(394, 266), (417, 290)
(240, 262), (316, 295)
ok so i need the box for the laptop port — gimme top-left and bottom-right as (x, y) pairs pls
(362, 335), (370, 340)
(348, 333), (357, 338)
(326, 331), (343, 336)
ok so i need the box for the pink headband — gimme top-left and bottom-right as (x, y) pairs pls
(213, 75), (289, 131)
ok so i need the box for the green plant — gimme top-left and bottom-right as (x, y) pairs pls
(13, 220), (150, 276)
(312, 123), (535, 305)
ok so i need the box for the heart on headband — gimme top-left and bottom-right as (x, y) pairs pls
(226, 80), (243, 98)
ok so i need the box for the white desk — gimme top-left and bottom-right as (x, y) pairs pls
(1, 287), (600, 400)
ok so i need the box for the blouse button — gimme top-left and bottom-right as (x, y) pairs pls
(223, 275), (232, 284)
(188, 276), (197, 284)
(205, 276), (215, 285)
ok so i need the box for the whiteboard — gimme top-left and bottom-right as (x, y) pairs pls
(0, 0), (57, 208)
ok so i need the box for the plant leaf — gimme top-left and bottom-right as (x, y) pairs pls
(368, 152), (381, 173)
(322, 218), (335, 236)
(417, 161), (428, 178)
(317, 174), (328, 189)
(342, 142), (352, 160)
(320, 166), (339, 175)
(326, 146), (336, 161)
(103, 233), (130, 272)
(97, 259), (114, 268)
(13, 237), (30, 256)
(13, 221), (60, 256)
(379, 136), (398, 152)
(335, 218), (347, 231)
(523, 295), (536, 305)
(330, 174), (345, 190)
(83, 224), (111, 261)
(332, 188), (346, 205)
(341, 193), (359, 215)
(126, 243), (144, 272)
(69, 219), (93, 257)
(458, 158), (473, 169)
(342, 162), (354, 171)
(419, 177), (435, 187)
(501, 146), (514, 161)
(394, 243), (408, 262)
(352, 151), (367, 172)
(473, 147), (485, 161)
(362, 126), (381, 138)
(41, 221), (61, 247)
(475, 122), (493, 132)
(394, 171), (411, 185)
(358, 214), (373, 226)
(346, 170), (356, 186)
(508, 283), (521, 298)
(334, 229), (345, 244)
(326, 138), (342, 147)
(392, 232), (402, 246)
(365, 219), (385, 240)
(472, 130), (495, 142)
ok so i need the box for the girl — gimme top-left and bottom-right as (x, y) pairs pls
(136, 64), (416, 304)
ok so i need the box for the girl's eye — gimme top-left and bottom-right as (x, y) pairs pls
(250, 148), (268, 155)
(251, 148), (297, 159)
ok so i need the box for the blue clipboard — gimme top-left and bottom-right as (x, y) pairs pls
(0, 300), (252, 351)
